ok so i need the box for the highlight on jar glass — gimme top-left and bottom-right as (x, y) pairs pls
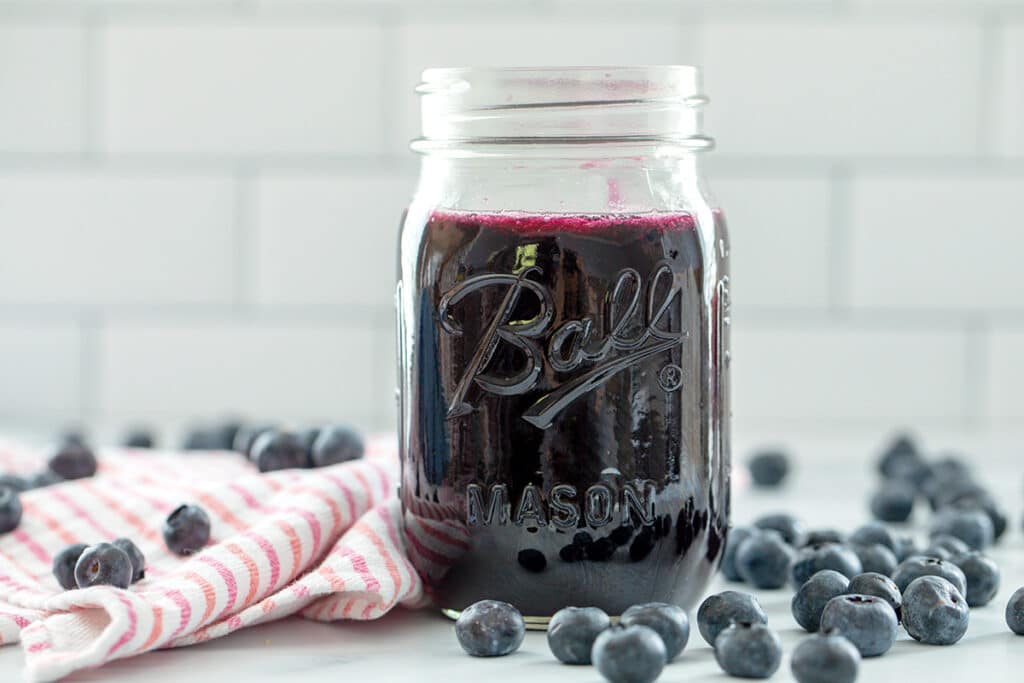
(396, 66), (730, 626)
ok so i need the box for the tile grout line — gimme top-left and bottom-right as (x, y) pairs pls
(825, 164), (852, 315)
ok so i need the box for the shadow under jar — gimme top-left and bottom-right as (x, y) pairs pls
(396, 66), (730, 627)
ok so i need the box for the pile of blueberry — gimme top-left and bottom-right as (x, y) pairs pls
(181, 421), (365, 473)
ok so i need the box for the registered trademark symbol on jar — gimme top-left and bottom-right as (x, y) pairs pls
(658, 364), (683, 391)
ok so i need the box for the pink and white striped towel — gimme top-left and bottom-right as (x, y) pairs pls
(0, 436), (427, 682)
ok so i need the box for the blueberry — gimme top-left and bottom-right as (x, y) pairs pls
(930, 507), (994, 550)
(47, 440), (97, 480)
(736, 530), (794, 589)
(1007, 587), (1024, 635)
(870, 482), (915, 523)
(454, 600), (524, 657)
(592, 625), (665, 683)
(586, 537), (617, 561)
(182, 426), (215, 450)
(609, 525), (633, 546)
(298, 427), (321, 461)
(790, 543), (862, 587)
(112, 538), (146, 583)
(847, 572), (902, 621)
(516, 548), (546, 573)
(877, 433), (921, 478)
(52, 543), (88, 590)
(546, 606), (610, 665)
(720, 526), (754, 581)
(790, 629), (860, 683)
(310, 425), (364, 467)
(74, 542), (132, 589)
(920, 545), (953, 562)
(0, 486), (22, 533)
(714, 622), (782, 679)
(754, 513), (804, 546)
(902, 576), (969, 645)
(27, 470), (63, 489)
(953, 551), (1000, 607)
(232, 424), (276, 457)
(848, 522), (898, 555)
(894, 534), (920, 561)
(559, 543), (585, 562)
(697, 590), (768, 647)
(122, 428), (156, 449)
(819, 594), (898, 657)
(0, 474), (29, 492)
(802, 528), (845, 547)
(851, 543), (897, 577)
(791, 569), (849, 632)
(748, 450), (789, 487)
(892, 556), (967, 597)
(163, 504), (211, 555)
(628, 529), (655, 562)
(946, 491), (1008, 541)
(205, 421), (244, 451)
(620, 602), (689, 661)
(250, 430), (309, 472)
(928, 533), (970, 558)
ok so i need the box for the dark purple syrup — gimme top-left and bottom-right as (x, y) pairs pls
(398, 209), (729, 617)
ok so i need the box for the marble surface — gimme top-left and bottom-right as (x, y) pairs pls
(2, 433), (1023, 681)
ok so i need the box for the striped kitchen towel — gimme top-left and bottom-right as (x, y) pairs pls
(0, 436), (427, 682)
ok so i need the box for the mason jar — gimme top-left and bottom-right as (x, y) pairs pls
(396, 66), (730, 625)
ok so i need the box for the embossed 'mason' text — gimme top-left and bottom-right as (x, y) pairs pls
(466, 481), (656, 529)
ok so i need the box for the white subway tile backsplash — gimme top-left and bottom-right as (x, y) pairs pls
(0, 171), (235, 306)
(995, 23), (1024, 157)
(700, 20), (984, 158)
(0, 322), (81, 428)
(100, 22), (384, 156)
(848, 174), (1024, 311)
(988, 327), (1024, 421)
(252, 172), (414, 308)
(731, 320), (968, 423)
(0, 24), (85, 154)
(393, 19), (696, 153)
(713, 176), (831, 309)
(98, 320), (382, 428)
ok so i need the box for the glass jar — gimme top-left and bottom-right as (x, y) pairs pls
(396, 66), (730, 624)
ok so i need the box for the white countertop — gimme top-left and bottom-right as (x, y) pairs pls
(2, 433), (1023, 682)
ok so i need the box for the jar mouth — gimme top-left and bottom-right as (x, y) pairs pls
(414, 65), (712, 154)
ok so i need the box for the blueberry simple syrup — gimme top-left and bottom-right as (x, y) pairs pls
(398, 209), (730, 618)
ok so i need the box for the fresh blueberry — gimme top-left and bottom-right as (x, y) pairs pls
(311, 425), (365, 468)
(546, 606), (610, 665)
(162, 504), (211, 555)
(714, 622), (782, 679)
(620, 602), (689, 661)
(0, 474), (29, 492)
(921, 459), (974, 509)
(754, 513), (804, 546)
(0, 486), (22, 533)
(894, 535), (921, 561)
(877, 433), (921, 478)
(47, 440), (97, 480)
(559, 543), (585, 563)
(748, 450), (790, 487)
(721, 526), (754, 581)
(870, 482), (915, 523)
(921, 545), (953, 562)
(232, 424), (276, 457)
(802, 529), (845, 547)
(74, 542), (132, 589)
(298, 427), (321, 460)
(1007, 587), (1024, 635)
(52, 543), (88, 590)
(819, 594), (898, 657)
(592, 625), (665, 683)
(736, 530), (794, 589)
(628, 529), (655, 562)
(946, 491), (1008, 542)
(930, 507), (994, 550)
(848, 522), (898, 555)
(851, 543), (898, 577)
(204, 421), (244, 451)
(902, 576), (969, 645)
(27, 470), (63, 489)
(928, 533), (970, 558)
(250, 430), (309, 472)
(609, 525), (634, 546)
(112, 538), (146, 583)
(517, 548), (546, 573)
(790, 543), (863, 587)
(182, 426), (215, 450)
(586, 537), (618, 561)
(953, 551), (1000, 607)
(455, 600), (525, 657)
(697, 590), (768, 647)
(847, 572), (902, 622)
(791, 569), (849, 632)
(790, 629), (861, 683)
(892, 556), (967, 596)
(122, 428), (156, 449)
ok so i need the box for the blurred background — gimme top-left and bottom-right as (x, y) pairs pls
(0, 0), (1022, 447)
